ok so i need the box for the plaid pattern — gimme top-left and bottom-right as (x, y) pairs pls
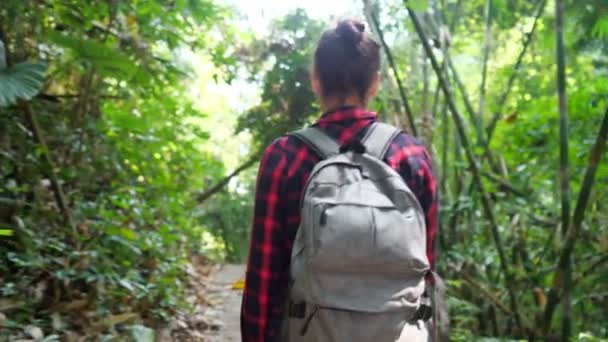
(241, 107), (438, 342)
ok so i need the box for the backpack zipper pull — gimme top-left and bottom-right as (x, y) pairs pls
(319, 207), (328, 226)
(299, 305), (319, 336)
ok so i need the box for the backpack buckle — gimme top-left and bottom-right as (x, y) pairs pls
(289, 302), (306, 318)
(412, 296), (433, 322)
(339, 139), (366, 154)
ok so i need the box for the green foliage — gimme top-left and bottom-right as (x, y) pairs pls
(236, 9), (325, 150)
(592, 15), (608, 39)
(46, 32), (141, 81)
(372, 0), (608, 339)
(0, 55), (47, 107)
(0, 0), (235, 339)
(1, 0), (607, 340)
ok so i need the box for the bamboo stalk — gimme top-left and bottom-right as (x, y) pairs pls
(553, 0), (572, 338)
(447, 56), (483, 144)
(365, 3), (418, 136)
(543, 102), (608, 337)
(422, 46), (429, 114)
(447, 55), (497, 171)
(440, 102), (449, 194)
(555, 0), (571, 240)
(432, 0), (462, 120)
(405, 4), (523, 330)
(478, 0), (493, 134)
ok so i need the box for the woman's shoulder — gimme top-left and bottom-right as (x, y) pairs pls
(388, 130), (434, 171)
(393, 129), (427, 148)
(260, 133), (312, 167)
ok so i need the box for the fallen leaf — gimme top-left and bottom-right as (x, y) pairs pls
(51, 312), (63, 330)
(56, 299), (88, 312)
(231, 279), (245, 290)
(24, 325), (44, 340)
(0, 298), (23, 311)
(130, 324), (155, 342)
(93, 312), (139, 330)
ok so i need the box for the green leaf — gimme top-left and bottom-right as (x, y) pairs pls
(592, 16), (608, 39)
(47, 32), (142, 80)
(0, 62), (47, 107)
(107, 226), (138, 241)
(408, 0), (429, 11)
(130, 325), (155, 342)
(0, 229), (13, 236)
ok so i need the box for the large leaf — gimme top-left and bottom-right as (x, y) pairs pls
(592, 16), (608, 39)
(0, 62), (47, 107)
(47, 32), (140, 79)
(0, 39), (6, 70)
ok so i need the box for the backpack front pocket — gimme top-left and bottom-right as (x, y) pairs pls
(308, 202), (380, 271)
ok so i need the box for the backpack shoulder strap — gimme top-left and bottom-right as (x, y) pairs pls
(289, 126), (339, 159)
(362, 122), (402, 160)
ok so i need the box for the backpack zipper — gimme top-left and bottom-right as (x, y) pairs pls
(299, 304), (319, 335)
(319, 204), (329, 226)
(299, 304), (379, 336)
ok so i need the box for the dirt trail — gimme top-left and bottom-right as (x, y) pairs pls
(204, 264), (246, 342)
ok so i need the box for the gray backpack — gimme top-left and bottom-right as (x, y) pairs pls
(283, 122), (448, 342)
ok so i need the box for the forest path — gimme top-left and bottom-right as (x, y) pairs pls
(204, 264), (246, 342)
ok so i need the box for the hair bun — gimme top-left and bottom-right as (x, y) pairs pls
(336, 19), (365, 44)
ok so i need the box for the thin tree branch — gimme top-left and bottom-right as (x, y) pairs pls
(365, 3), (418, 136)
(21, 102), (74, 229)
(578, 254), (608, 281)
(486, 0), (547, 141)
(480, 171), (530, 198)
(449, 265), (512, 314)
(406, 4), (523, 331)
(197, 156), (258, 204)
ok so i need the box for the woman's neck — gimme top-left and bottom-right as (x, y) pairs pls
(320, 95), (366, 113)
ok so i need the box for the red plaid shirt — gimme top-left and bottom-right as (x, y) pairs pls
(240, 107), (438, 342)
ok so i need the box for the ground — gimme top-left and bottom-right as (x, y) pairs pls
(204, 264), (246, 342)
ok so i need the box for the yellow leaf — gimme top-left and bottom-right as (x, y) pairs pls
(231, 279), (245, 290)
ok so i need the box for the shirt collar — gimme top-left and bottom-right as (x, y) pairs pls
(316, 106), (378, 124)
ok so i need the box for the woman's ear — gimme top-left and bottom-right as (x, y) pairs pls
(311, 67), (321, 97)
(368, 72), (381, 98)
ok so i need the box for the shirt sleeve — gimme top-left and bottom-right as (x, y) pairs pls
(386, 134), (439, 270)
(418, 148), (438, 270)
(241, 138), (291, 342)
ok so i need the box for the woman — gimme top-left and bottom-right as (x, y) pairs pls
(241, 19), (438, 342)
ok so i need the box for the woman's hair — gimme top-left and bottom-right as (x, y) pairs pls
(314, 19), (381, 100)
